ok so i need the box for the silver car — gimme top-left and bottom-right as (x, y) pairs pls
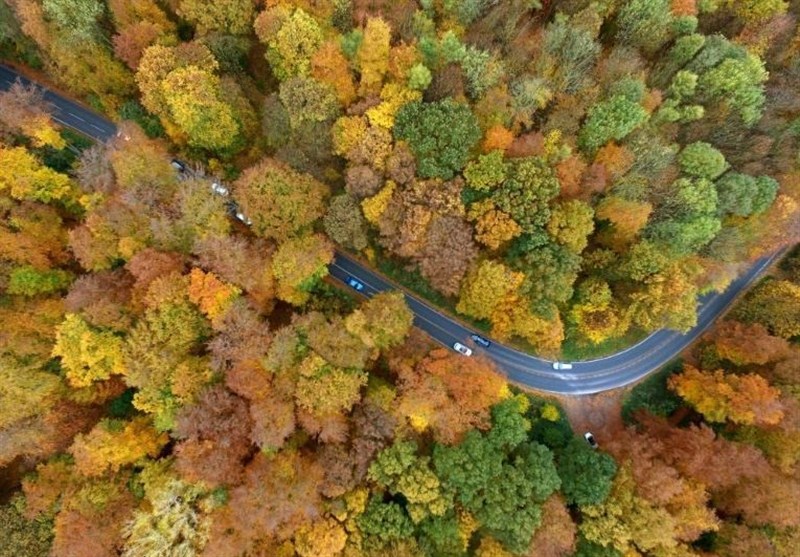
(552, 361), (573, 370)
(210, 181), (229, 196)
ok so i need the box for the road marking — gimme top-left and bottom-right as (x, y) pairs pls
(66, 112), (86, 122)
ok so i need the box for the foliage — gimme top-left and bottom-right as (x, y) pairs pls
(621, 363), (683, 424)
(669, 365), (785, 426)
(235, 157), (329, 241)
(578, 95), (648, 154)
(394, 99), (481, 179)
(556, 438), (617, 507)
(8, 265), (73, 296)
(256, 7), (323, 81)
(715, 173), (778, 217)
(52, 314), (126, 388)
(678, 142), (727, 179)
(733, 279), (800, 339)
(271, 233), (334, 305)
(494, 157), (560, 233)
(1, 2), (799, 555)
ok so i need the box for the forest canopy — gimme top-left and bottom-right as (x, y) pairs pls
(1, 0), (800, 556)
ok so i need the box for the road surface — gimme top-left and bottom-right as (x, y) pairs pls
(0, 63), (782, 395)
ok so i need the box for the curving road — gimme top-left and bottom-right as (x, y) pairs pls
(0, 63), (782, 395)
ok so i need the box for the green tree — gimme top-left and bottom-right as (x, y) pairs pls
(541, 15), (601, 94)
(512, 242), (582, 317)
(408, 63), (432, 91)
(615, 0), (674, 55)
(368, 441), (452, 523)
(696, 53), (768, 126)
(546, 200), (595, 254)
(678, 142), (727, 179)
(7, 266), (72, 297)
(42, 0), (103, 42)
(556, 438), (617, 507)
(357, 497), (415, 550)
(394, 99), (481, 179)
(461, 46), (505, 100)
(716, 173), (778, 216)
(0, 499), (54, 557)
(578, 95), (648, 154)
(493, 157), (560, 233)
(464, 150), (507, 191)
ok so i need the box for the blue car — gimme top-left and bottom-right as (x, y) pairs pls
(347, 276), (365, 291)
(470, 334), (491, 348)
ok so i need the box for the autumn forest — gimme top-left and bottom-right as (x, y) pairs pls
(0, 0), (799, 556)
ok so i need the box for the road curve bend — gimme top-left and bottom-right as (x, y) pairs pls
(0, 63), (782, 395)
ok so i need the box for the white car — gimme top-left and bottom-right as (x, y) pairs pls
(235, 211), (252, 226)
(584, 432), (599, 449)
(210, 181), (229, 196)
(453, 342), (473, 357)
(552, 361), (573, 370)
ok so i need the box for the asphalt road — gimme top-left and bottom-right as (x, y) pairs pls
(0, 63), (782, 395)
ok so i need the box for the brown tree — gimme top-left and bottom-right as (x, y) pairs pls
(203, 452), (324, 556)
(173, 385), (253, 487)
(393, 348), (507, 444)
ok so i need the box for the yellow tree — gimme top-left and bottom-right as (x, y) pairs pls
(70, 417), (168, 477)
(294, 517), (347, 557)
(311, 40), (356, 106)
(668, 365), (785, 426)
(255, 6), (323, 81)
(187, 268), (241, 326)
(457, 260), (524, 321)
(491, 298), (565, 356)
(474, 209), (522, 251)
(136, 43), (243, 151)
(235, 158), (329, 242)
(570, 278), (629, 345)
(345, 291), (414, 350)
(294, 352), (367, 418)
(546, 200), (595, 254)
(177, 0), (254, 35)
(366, 83), (422, 129)
(356, 17), (391, 95)
(271, 233), (334, 305)
(0, 144), (73, 203)
(595, 196), (652, 251)
(52, 314), (126, 388)
(0, 82), (65, 148)
(361, 181), (396, 225)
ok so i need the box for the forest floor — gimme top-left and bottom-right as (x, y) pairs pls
(557, 390), (628, 444)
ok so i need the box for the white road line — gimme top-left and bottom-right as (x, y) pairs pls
(66, 112), (86, 122)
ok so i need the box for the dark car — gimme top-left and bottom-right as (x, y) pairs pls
(347, 277), (365, 291)
(470, 334), (491, 348)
